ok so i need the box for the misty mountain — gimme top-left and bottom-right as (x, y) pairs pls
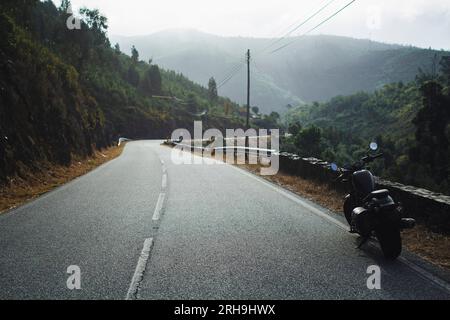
(112, 29), (448, 114)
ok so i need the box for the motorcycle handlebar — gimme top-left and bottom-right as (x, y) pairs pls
(333, 153), (384, 183)
(371, 153), (384, 160)
(362, 153), (384, 163)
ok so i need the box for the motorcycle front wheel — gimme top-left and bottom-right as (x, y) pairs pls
(376, 226), (402, 260)
(343, 197), (353, 225)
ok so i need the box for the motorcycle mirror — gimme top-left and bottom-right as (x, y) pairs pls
(369, 142), (378, 151)
(330, 163), (339, 172)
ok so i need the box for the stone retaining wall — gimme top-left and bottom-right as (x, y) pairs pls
(278, 153), (450, 234)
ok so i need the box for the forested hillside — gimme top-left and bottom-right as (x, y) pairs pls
(284, 57), (450, 194)
(113, 30), (448, 114)
(0, 0), (242, 183)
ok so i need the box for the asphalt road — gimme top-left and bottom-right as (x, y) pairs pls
(0, 140), (449, 299)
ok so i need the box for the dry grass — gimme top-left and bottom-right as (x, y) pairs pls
(240, 163), (344, 212)
(237, 163), (450, 271)
(402, 225), (450, 269)
(0, 144), (125, 214)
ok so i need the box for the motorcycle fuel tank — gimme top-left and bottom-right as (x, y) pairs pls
(352, 170), (375, 196)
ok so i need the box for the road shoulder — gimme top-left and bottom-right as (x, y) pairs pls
(0, 144), (125, 215)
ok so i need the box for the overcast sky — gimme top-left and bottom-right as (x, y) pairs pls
(58, 0), (450, 50)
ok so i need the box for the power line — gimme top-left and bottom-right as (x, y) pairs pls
(216, 54), (247, 89)
(270, 0), (357, 54)
(217, 61), (244, 84)
(212, 49), (248, 86)
(217, 1), (356, 99)
(274, 0), (336, 37)
(255, 0), (337, 57)
(216, 0), (341, 91)
(217, 63), (245, 89)
(251, 60), (262, 75)
(220, 59), (245, 80)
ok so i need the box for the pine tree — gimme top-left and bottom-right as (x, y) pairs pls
(208, 77), (218, 102)
(114, 43), (121, 54)
(131, 45), (139, 64)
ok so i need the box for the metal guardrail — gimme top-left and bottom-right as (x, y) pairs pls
(214, 146), (277, 155)
(171, 141), (277, 156)
(118, 137), (131, 146)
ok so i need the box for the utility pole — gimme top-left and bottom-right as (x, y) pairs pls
(246, 49), (251, 130)
(245, 49), (251, 152)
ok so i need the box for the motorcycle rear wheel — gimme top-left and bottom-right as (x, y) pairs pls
(376, 226), (402, 260)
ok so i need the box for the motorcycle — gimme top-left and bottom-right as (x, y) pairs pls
(331, 142), (416, 259)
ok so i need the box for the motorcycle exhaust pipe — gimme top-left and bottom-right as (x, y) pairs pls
(400, 218), (416, 229)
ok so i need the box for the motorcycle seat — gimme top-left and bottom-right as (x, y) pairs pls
(369, 189), (389, 199)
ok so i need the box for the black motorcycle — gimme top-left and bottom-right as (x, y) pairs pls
(331, 143), (416, 259)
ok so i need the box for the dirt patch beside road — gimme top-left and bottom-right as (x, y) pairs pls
(0, 144), (125, 214)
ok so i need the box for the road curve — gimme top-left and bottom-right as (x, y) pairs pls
(0, 140), (449, 299)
